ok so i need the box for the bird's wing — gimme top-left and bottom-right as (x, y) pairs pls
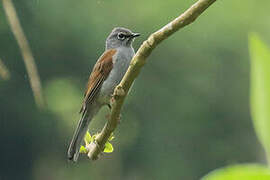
(80, 49), (116, 113)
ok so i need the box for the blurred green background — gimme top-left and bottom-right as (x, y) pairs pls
(1, 0), (270, 179)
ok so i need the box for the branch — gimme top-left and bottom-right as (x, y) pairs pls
(87, 0), (217, 160)
(2, 0), (45, 108)
(0, 58), (10, 80)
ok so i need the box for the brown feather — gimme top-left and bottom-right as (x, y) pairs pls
(80, 49), (116, 113)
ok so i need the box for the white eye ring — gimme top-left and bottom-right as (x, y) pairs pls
(117, 33), (125, 40)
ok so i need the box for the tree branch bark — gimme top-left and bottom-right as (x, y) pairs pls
(2, 0), (45, 108)
(87, 0), (217, 160)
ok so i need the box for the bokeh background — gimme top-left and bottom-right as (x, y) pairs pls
(1, 0), (270, 179)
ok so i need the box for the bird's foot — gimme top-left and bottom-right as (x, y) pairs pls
(113, 85), (125, 99)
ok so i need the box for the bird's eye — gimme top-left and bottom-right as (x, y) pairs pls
(117, 33), (125, 40)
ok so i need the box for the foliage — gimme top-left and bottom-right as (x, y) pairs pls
(201, 33), (270, 179)
(249, 33), (270, 163)
(202, 164), (270, 180)
(80, 131), (114, 154)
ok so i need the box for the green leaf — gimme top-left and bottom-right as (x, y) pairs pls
(84, 131), (91, 144)
(201, 164), (270, 180)
(80, 146), (87, 154)
(108, 133), (115, 141)
(249, 33), (270, 163)
(92, 134), (97, 141)
(103, 142), (114, 153)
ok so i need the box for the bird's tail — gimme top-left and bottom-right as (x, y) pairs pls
(67, 108), (97, 162)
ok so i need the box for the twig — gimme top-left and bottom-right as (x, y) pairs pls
(86, 0), (217, 160)
(2, 0), (45, 108)
(0, 58), (10, 80)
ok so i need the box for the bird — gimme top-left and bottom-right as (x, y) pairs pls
(67, 27), (140, 162)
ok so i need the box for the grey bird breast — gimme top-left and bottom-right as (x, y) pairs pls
(98, 46), (135, 104)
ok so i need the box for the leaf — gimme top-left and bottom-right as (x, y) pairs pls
(84, 131), (92, 144)
(103, 142), (114, 153)
(201, 164), (270, 180)
(92, 134), (97, 141)
(108, 133), (115, 141)
(80, 146), (87, 154)
(249, 33), (270, 163)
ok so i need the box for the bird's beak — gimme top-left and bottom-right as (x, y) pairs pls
(131, 33), (140, 38)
